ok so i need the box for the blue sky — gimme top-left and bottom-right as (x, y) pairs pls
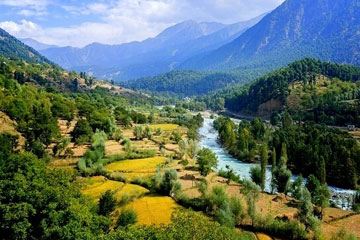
(0, 0), (284, 47)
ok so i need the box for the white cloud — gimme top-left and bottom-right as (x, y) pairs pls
(0, 0), (49, 10)
(0, 0), (285, 47)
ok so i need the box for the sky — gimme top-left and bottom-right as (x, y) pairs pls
(0, 0), (285, 48)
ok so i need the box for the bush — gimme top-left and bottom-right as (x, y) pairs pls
(116, 208), (138, 227)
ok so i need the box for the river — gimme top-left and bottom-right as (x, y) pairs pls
(198, 117), (356, 210)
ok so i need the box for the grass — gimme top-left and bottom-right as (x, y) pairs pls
(151, 124), (179, 131)
(105, 157), (165, 173)
(119, 194), (179, 225)
(122, 172), (154, 181)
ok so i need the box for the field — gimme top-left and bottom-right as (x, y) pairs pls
(81, 176), (149, 202)
(118, 195), (180, 225)
(82, 178), (125, 201)
(151, 124), (179, 131)
(105, 157), (165, 173)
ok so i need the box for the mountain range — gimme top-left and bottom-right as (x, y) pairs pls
(30, 15), (264, 81)
(181, 0), (360, 71)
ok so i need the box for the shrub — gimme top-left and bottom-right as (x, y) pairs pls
(116, 208), (138, 227)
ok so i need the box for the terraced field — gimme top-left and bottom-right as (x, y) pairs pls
(151, 124), (179, 131)
(81, 176), (149, 202)
(118, 195), (180, 225)
(105, 157), (165, 173)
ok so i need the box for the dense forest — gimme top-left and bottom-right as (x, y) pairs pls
(214, 114), (360, 189)
(123, 69), (263, 96)
(202, 58), (360, 126)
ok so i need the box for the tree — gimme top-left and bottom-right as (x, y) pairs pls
(178, 139), (187, 160)
(260, 144), (268, 191)
(251, 118), (265, 140)
(133, 126), (144, 140)
(280, 142), (288, 167)
(187, 139), (199, 159)
(250, 165), (262, 187)
(71, 119), (93, 144)
(306, 175), (329, 220)
(318, 156), (326, 185)
(241, 180), (261, 226)
(159, 169), (180, 195)
(272, 166), (291, 193)
(116, 208), (138, 227)
(98, 190), (116, 216)
(112, 128), (124, 142)
(196, 148), (218, 176)
(289, 175), (304, 200)
(144, 125), (153, 140)
(148, 112), (155, 123)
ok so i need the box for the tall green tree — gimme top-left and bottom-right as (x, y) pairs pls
(196, 148), (218, 176)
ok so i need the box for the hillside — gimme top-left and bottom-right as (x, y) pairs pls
(213, 58), (360, 126)
(180, 0), (360, 74)
(0, 28), (51, 64)
(122, 70), (257, 96)
(39, 16), (263, 81)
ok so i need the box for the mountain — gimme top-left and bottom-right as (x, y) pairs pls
(20, 38), (58, 51)
(39, 16), (264, 81)
(180, 0), (360, 73)
(0, 28), (51, 64)
(209, 58), (360, 126)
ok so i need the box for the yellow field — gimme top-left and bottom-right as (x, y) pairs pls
(105, 157), (165, 173)
(122, 172), (155, 181)
(151, 124), (179, 131)
(82, 179), (125, 200)
(113, 184), (149, 201)
(256, 233), (273, 240)
(121, 195), (179, 225)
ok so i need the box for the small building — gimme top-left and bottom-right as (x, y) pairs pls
(348, 125), (356, 131)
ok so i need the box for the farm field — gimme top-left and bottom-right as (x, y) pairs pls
(117, 195), (180, 225)
(105, 157), (166, 173)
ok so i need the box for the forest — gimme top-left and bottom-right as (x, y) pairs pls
(214, 114), (360, 189)
(202, 58), (360, 126)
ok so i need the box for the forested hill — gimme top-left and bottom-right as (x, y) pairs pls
(0, 28), (51, 64)
(210, 58), (360, 126)
(122, 70), (263, 96)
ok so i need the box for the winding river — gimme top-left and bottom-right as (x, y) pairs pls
(199, 117), (356, 210)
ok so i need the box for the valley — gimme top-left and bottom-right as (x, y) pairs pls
(1, 0), (360, 239)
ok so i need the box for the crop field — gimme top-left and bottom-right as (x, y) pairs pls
(150, 124), (179, 131)
(122, 172), (155, 181)
(113, 184), (149, 201)
(120, 195), (180, 225)
(82, 179), (125, 200)
(105, 157), (165, 173)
